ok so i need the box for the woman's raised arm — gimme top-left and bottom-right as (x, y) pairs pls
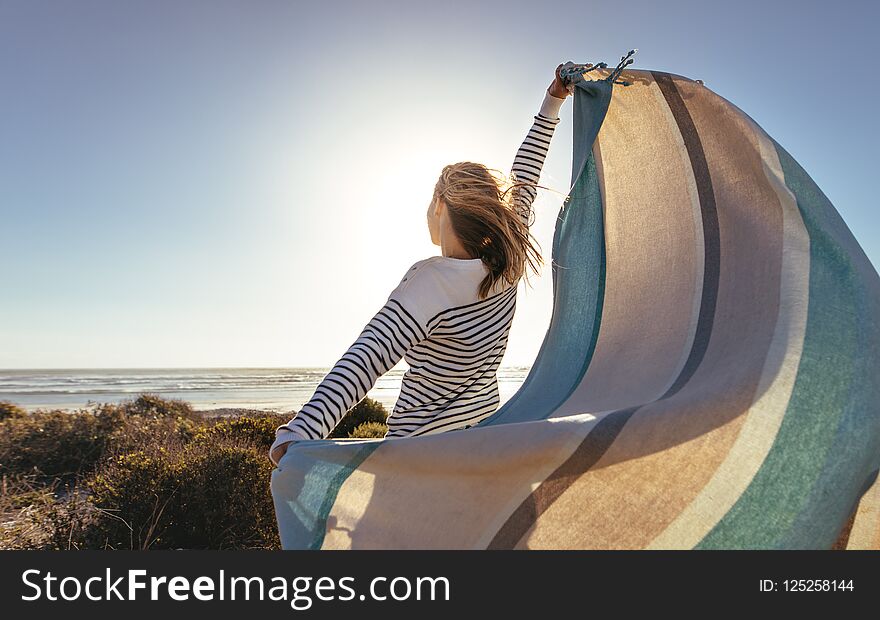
(509, 64), (571, 226)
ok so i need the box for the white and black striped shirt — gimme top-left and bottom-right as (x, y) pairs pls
(270, 90), (565, 457)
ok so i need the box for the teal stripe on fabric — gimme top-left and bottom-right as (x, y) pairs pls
(271, 441), (381, 549)
(477, 79), (613, 427)
(696, 138), (880, 549)
(773, 139), (880, 548)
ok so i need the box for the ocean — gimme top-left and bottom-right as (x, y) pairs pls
(0, 367), (532, 414)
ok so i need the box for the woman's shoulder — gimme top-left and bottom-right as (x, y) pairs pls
(391, 257), (437, 289)
(388, 256), (516, 333)
(398, 255), (485, 281)
(405, 256), (498, 299)
(388, 256), (480, 308)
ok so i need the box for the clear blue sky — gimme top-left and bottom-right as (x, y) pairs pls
(2, 0), (877, 369)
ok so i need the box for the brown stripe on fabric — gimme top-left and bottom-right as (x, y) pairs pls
(651, 71), (720, 399)
(486, 407), (637, 549)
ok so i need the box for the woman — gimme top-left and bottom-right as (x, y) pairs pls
(270, 64), (571, 465)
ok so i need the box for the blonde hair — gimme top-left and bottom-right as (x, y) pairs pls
(433, 161), (552, 300)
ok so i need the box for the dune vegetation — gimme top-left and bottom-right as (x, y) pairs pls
(0, 394), (388, 550)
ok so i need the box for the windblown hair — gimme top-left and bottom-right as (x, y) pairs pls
(433, 161), (551, 300)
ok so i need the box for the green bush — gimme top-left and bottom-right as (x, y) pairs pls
(0, 407), (126, 482)
(107, 414), (200, 455)
(328, 397), (388, 438)
(0, 394), (211, 484)
(350, 421), (387, 438)
(81, 438), (279, 550)
(117, 393), (201, 421)
(0, 401), (26, 421)
(0, 394), (397, 550)
(192, 413), (290, 450)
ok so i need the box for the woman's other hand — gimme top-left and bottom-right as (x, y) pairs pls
(548, 63), (570, 99)
(270, 440), (297, 465)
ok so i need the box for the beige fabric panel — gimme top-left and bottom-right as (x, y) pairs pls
(552, 73), (703, 417)
(846, 472), (880, 550)
(513, 72), (793, 549)
(647, 102), (811, 548)
(321, 412), (600, 549)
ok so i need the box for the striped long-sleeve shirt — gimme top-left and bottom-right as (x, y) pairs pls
(270, 90), (566, 463)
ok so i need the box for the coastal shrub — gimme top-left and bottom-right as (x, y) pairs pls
(118, 393), (201, 422)
(328, 397), (388, 438)
(81, 437), (279, 550)
(192, 413), (290, 450)
(107, 414), (200, 455)
(0, 407), (126, 482)
(350, 421), (387, 438)
(0, 394), (395, 549)
(0, 401), (27, 421)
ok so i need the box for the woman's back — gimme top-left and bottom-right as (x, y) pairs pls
(270, 88), (565, 454)
(386, 256), (518, 436)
